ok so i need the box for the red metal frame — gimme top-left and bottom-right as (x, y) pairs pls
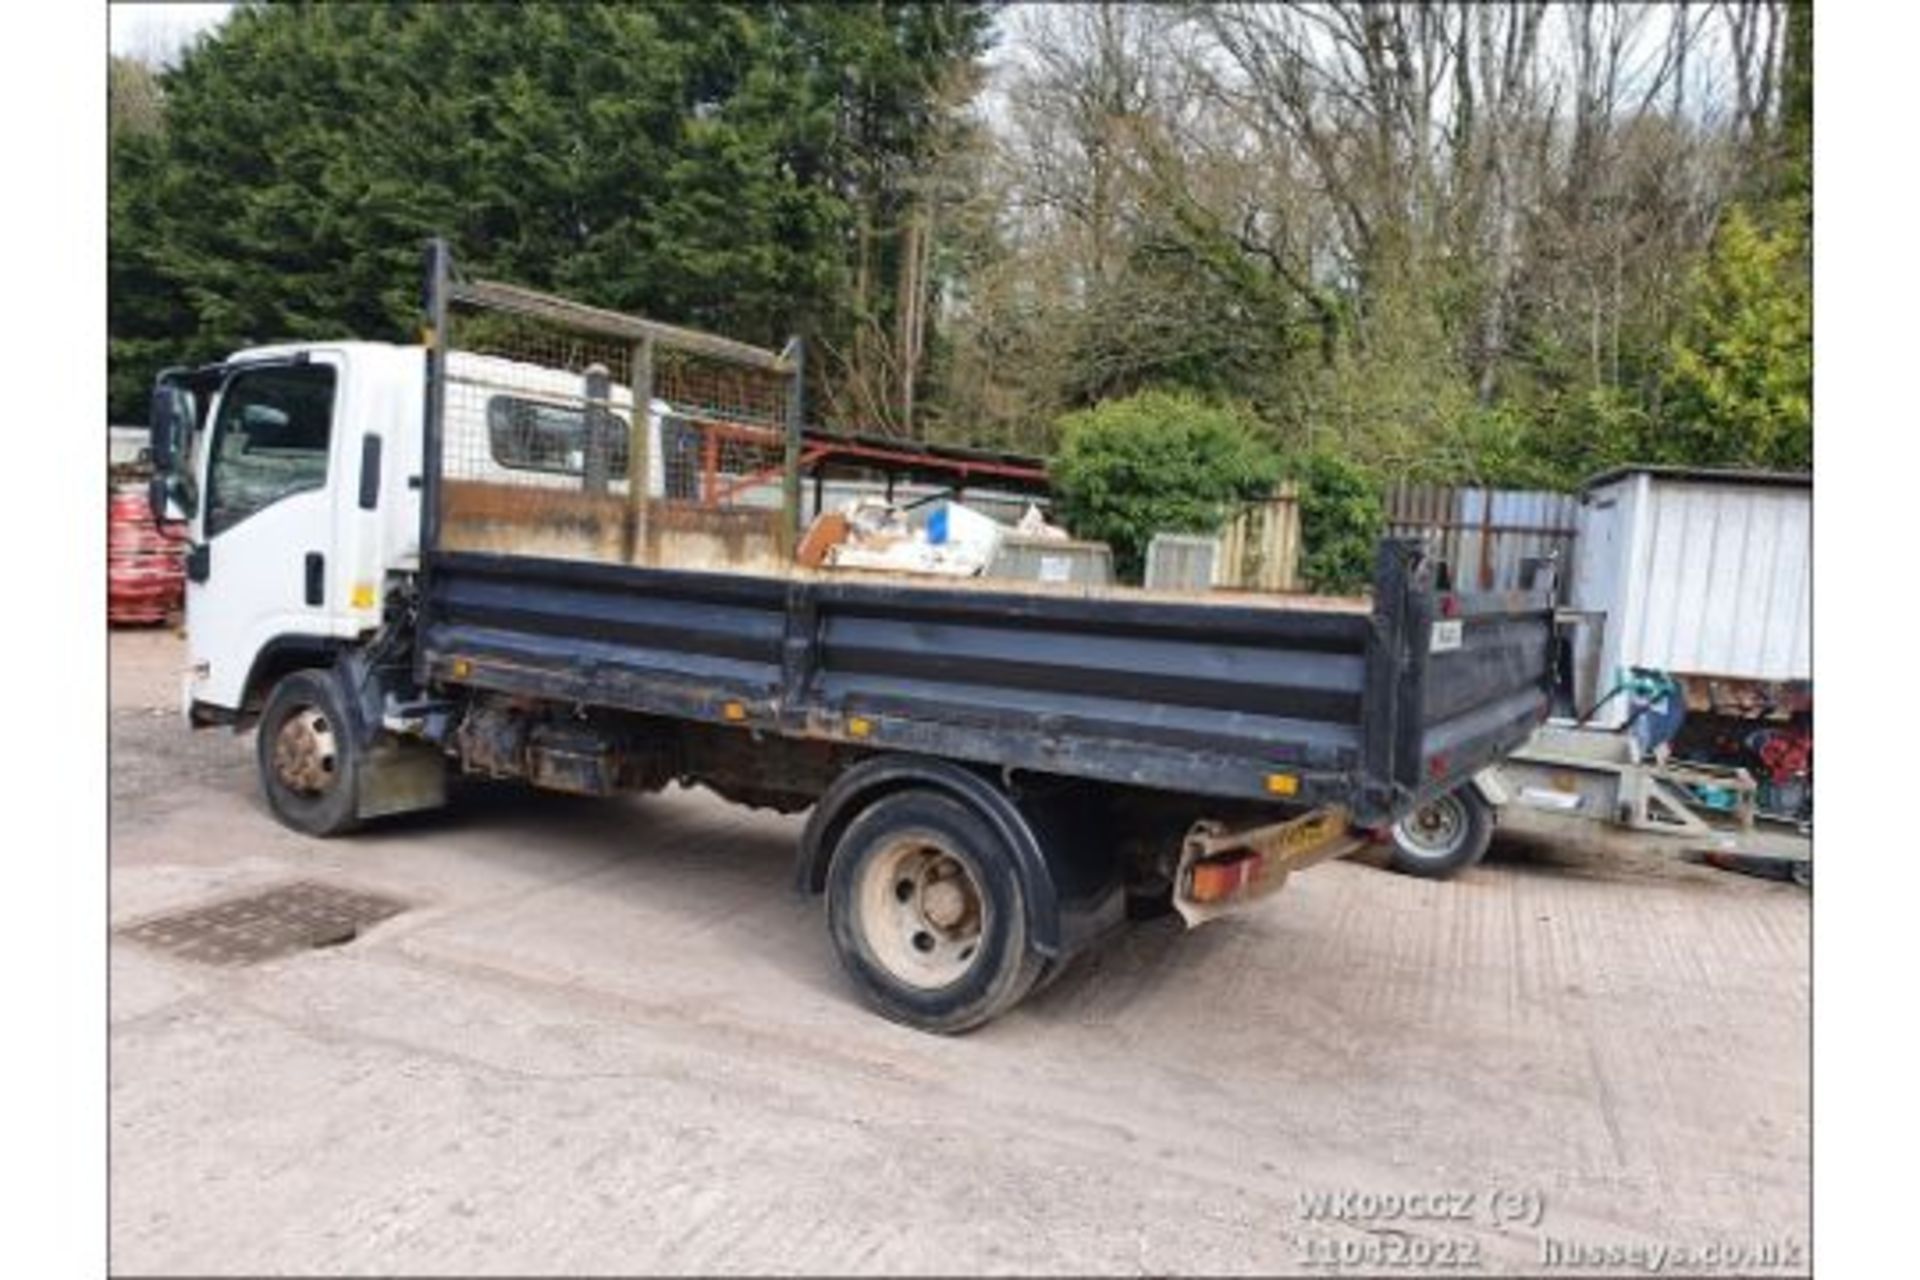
(801, 438), (1048, 486)
(678, 416), (1053, 510)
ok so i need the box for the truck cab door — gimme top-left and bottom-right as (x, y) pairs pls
(185, 355), (345, 716)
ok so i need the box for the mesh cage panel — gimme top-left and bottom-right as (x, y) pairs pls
(653, 347), (789, 512)
(434, 286), (796, 572)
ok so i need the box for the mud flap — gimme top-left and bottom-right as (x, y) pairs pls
(356, 737), (448, 820)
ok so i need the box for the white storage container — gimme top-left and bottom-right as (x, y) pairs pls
(1571, 466), (1810, 722)
(1143, 534), (1221, 592)
(983, 536), (1114, 587)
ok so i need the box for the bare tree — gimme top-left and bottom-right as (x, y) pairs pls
(930, 1), (1796, 472)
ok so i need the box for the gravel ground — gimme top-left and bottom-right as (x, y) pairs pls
(109, 630), (1810, 1276)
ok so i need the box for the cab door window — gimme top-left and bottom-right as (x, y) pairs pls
(205, 364), (337, 537)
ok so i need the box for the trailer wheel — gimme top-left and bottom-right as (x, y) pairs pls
(826, 789), (1042, 1034)
(1389, 787), (1493, 879)
(256, 669), (363, 837)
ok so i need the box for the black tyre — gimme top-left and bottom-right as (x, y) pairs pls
(256, 669), (363, 837)
(1389, 786), (1494, 879)
(826, 789), (1042, 1034)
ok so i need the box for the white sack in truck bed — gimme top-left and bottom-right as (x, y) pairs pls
(818, 497), (1005, 578)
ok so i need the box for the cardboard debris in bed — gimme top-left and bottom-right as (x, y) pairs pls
(1015, 504), (1070, 541)
(798, 496), (1075, 579)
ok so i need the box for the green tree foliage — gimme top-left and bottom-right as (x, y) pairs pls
(1050, 390), (1282, 582)
(1049, 388), (1388, 593)
(106, 2), (989, 422)
(1658, 206), (1811, 470)
(110, 3), (1815, 501)
(109, 125), (214, 419)
(1287, 451), (1385, 596)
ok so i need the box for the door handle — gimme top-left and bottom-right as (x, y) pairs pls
(305, 552), (325, 606)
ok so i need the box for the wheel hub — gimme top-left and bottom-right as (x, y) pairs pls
(271, 707), (339, 797)
(1397, 794), (1464, 855)
(858, 837), (986, 990)
(920, 874), (969, 929)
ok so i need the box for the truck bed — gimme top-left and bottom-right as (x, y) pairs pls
(415, 541), (1555, 827)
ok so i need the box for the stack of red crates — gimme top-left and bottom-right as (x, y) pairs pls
(108, 483), (186, 625)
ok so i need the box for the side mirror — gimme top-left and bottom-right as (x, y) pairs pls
(149, 381), (194, 474)
(148, 380), (197, 523)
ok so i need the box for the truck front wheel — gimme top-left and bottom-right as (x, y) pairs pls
(1388, 786), (1494, 879)
(826, 789), (1043, 1034)
(256, 669), (363, 837)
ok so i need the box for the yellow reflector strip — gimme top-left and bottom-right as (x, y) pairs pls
(847, 716), (872, 738)
(1265, 772), (1300, 797)
(722, 701), (747, 722)
(450, 658), (472, 679)
(350, 583), (376, 610)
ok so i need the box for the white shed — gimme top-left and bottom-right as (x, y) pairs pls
(1570, 466), (1811, 723)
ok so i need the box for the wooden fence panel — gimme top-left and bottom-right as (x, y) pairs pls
(1218, 482), (1301, 592)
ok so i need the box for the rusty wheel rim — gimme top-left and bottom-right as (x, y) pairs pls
(271, 706), (339, 797)
(856, 834), (987, 990)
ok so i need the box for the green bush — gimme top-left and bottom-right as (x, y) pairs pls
(1288, 451), (1385, 595)
(1050, 390), (1282, 582)
(1660, 204), (1812, 471)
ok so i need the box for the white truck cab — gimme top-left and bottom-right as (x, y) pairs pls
(151, 342), (674, 722)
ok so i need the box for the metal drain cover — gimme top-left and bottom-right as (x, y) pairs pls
(116, 880), (409, 967)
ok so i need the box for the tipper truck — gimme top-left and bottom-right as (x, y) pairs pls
(144, 240), (1557, 1032)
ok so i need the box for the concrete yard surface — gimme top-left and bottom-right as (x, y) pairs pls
(110, 630), (1810, 1276)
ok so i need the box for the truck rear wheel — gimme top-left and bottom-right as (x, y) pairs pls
(256, 669), (363, 837)
(826, 789), (1042, 1034)
(1388, 786), (1493, 879)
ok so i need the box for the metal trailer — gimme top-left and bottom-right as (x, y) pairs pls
(1387, 723), (1811, 884)
(148, 239), (1562, 1032)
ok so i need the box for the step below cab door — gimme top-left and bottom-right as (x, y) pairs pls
(185, 353), (346, 717)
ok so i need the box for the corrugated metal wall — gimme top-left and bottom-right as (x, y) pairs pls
(1611, 476), (1811, 681)
(1385, 484), (1580, 598)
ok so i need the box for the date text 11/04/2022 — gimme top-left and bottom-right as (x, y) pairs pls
(1293, 1234), (1483, 1270)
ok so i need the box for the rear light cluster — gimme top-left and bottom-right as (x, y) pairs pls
(1187, 852), (1264, 904)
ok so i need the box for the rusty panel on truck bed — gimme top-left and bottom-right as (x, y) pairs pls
(441, 479), (789, 573)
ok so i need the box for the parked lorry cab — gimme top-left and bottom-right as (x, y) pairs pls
(146, 241), (1559, 1032)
